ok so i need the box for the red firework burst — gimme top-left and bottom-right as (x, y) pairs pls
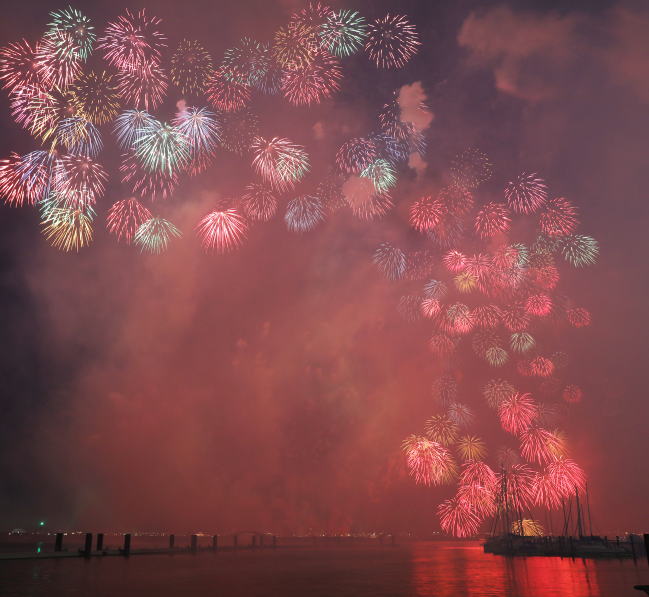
(539, 197), (579, 236)
(410, 195), (443, 232)
(106, 197), (152, 244)
(207, 68), (252, 112)
(281, 49), (342, 106)
(499, 392), (538, 435)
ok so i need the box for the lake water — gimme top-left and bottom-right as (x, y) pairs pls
(1, 541), (648, 596)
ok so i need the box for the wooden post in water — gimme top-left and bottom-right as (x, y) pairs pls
(190, 535), (198, 553)
(122, 533), (131, 556)
(54, 533), (63, 552)
(212, 535), (218, 551)
(233, 534), (238, 549)
(82, 533), (92, 556)
(272, 535), (277, 548)
(169, 534), (175, 549)
(643, 534), (649, 566)
(630, 534), (637, 562)
(96, 533), (104, 552)
(251, 535), (257, 548)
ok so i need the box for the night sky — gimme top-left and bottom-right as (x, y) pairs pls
(0, 0), (647, 535)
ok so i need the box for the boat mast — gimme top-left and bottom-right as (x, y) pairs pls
(575, 487), (584, 539)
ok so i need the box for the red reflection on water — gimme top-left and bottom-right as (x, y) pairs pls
(410, 541), (601, 597)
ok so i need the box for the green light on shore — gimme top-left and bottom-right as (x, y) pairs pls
(39, 521), (45, 527)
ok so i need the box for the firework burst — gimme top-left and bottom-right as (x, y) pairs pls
(272, 22), (318, 71)
(172, 107), (221, 174)
(457, 436), (487, 461)
(505, 172), (547, 214)
(106, 197), (152, 244)
(222, 38), (270, 87)
(207, 68), (251, 113)
(365, 14), (420, 69)
(251, 136), (310, 192)
(134, 217), (181, 254)
(373, 242), (406, 281)
(196, 208), (248, 253)
(98, 9), (166, 70)
(285, 195), (325, 232)
(41, 204), (95, 252)
(437, 497), (481, 538)
(0, 152), (47, 207)
(115, 62), (167, 112)
(134, 121), (190, 176)
(0, 40), (44, 91)
(425, 414), (459, 446)
(71, 70), (120, 125)
(170, 39), (213, 96)
(281, 49), (342, 106)
(320, 10), (367, 57)
(499, 392), (538, 435)
(241, 183), (278, 222)
(402, 435), (457, 486)
(46, 6), (96, 61)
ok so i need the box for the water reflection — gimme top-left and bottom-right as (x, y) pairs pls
(411, 541), (606, 597)
(1, 540), (646, 597)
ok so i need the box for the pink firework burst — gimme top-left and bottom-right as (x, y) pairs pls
(97, 9), (166, 70)
(505, 172), (548, 214)
(0, 151), (47, 206)
(437, 497), (481, 538)
(501, 464), (536, 512)
(475, 202), (510, 238)
(402, 435), (457, 486)
(0, 39), (44, 91)
(548, 458), (586, 495)
(499, 392), (538, 435)
(519, 427), (563, 465)
(116, 63), (168, 112)
(196, 208), (248, 253)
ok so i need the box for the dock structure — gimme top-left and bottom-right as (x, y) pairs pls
(0, 533), (394, 561)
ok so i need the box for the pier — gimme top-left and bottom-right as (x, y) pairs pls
(0, 532), (397, 561)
